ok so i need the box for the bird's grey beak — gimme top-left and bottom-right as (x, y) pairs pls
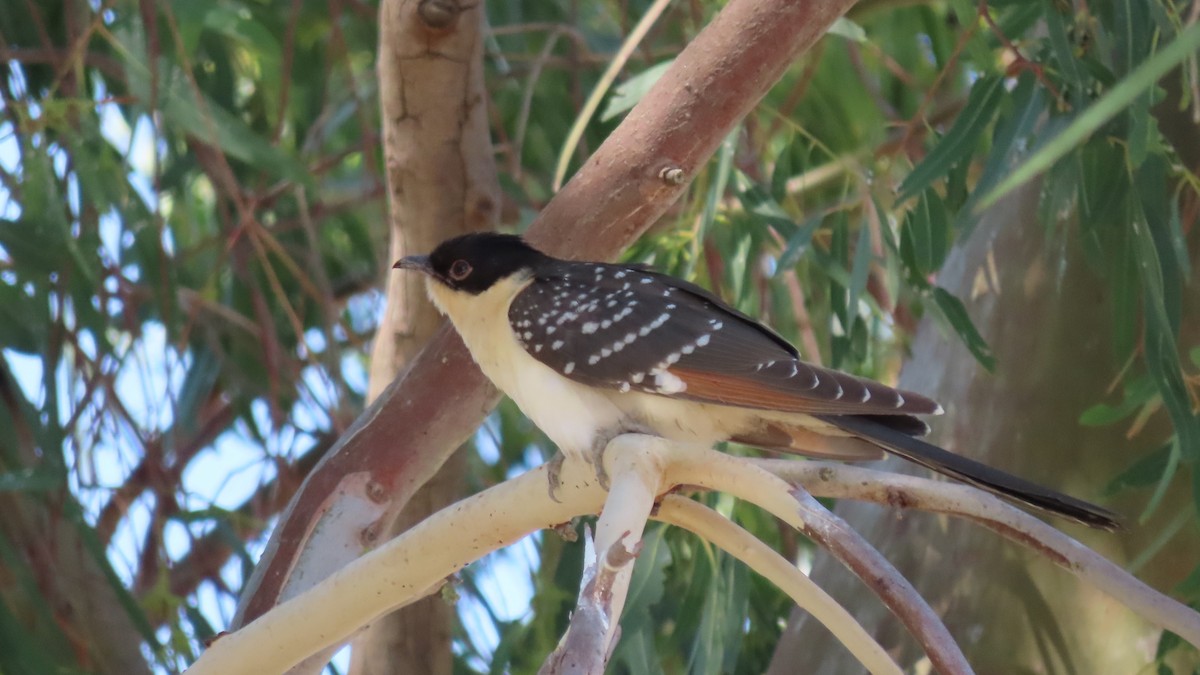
(393, 255), (432, 274)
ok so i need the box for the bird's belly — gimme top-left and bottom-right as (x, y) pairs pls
(503, 361), (628, 457)
(609, 391), (754, 447)
(456, 322), (627, 457)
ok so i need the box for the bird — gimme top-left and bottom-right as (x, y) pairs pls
(394, 232), (1120, 530)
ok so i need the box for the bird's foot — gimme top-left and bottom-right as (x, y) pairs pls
(545, 451), (566, 503)
(588, 435), (613, 491)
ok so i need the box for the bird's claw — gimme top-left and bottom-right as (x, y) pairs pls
(545, 451), (566, 503)
(589, 435), (613, 491)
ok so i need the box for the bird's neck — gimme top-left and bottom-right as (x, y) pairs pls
(426, 273), (532, 368)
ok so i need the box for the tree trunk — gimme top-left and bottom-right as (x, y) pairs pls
(354, 0), (498, 672)
(768, 182), (1200, 673)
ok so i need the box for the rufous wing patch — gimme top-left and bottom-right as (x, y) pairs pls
(730, 422), (884, 461)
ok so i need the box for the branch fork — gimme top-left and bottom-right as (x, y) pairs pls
(189, 437), (1200, 675)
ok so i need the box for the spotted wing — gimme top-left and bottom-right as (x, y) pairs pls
(507, 261), (940, 418)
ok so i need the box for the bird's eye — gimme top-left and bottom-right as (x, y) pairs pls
(449, 259), (473, 281)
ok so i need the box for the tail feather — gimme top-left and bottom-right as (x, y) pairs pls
(817, 414), (1122, 531)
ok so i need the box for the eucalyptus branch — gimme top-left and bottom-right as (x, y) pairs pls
(189, 459), (607, 675)
(191, 438), (947, 674)
(663, 447), (973, 674)
(654, 495), (901, 675)
(190, 433), (1200, 674)
(540, 436), (663, 674)
(752, 459), (1200, 648)
(538, 528), (640, 675)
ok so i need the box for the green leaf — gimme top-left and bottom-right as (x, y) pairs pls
(846, 219), (872, 333)
(776, 212), (823, 270)
(1043, 6), (1088, 100)
(0, 468), (61, 493)
(736, 173), (799, 232)
(1103, 442), (1174, 497)
(1079, 375), (1157, 426)
(686, 130), (737, 278)
(899, 190), (949, 282)
(769, 135), (805, 203)
(827, 17), (867, 43)
(898, 75), (1005, 202)
(1108, 231), (1139, 364)
(1131, 215), (1200, 462)
(959, 75), (1043, 232)
(931, 287), (996, 372)
(1141, 439), (1181, 522)
(109, 27), (310, 186)
(1137, 157), (1183, 333)
(0, 283), (47, 355)
(1174, 565), (1200, 600)
(979, 20), (1200, 209)
(601, 60), (673, 122)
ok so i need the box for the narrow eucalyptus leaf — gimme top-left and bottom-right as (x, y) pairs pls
(898, 75), (1005, 202)
(932, 287), (996, 371)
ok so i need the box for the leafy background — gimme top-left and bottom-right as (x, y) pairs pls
(0, 0), (1197, 672)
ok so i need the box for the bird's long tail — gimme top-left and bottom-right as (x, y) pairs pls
(816, 414), (1122, 531)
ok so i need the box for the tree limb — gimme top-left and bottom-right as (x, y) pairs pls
(654, 495), (901, 675)
(353, 0), (500, 670)
(663, 447), (973, 674)
(196, 433), (1200, 673)
(754, 459), (1200, 648)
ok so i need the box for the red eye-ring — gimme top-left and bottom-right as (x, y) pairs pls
(449, 259), (472, 281)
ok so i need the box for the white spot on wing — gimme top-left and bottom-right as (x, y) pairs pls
(582, 322), (599, 334)
(564, 361), (575, 374)
(652, 369), (687, 394)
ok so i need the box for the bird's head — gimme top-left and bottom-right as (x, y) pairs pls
(393, 232), (547, 295)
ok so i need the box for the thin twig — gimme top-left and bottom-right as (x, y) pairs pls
(551, 0), (674, 191)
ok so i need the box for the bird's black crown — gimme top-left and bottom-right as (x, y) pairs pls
(425, 232), (548, 294)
